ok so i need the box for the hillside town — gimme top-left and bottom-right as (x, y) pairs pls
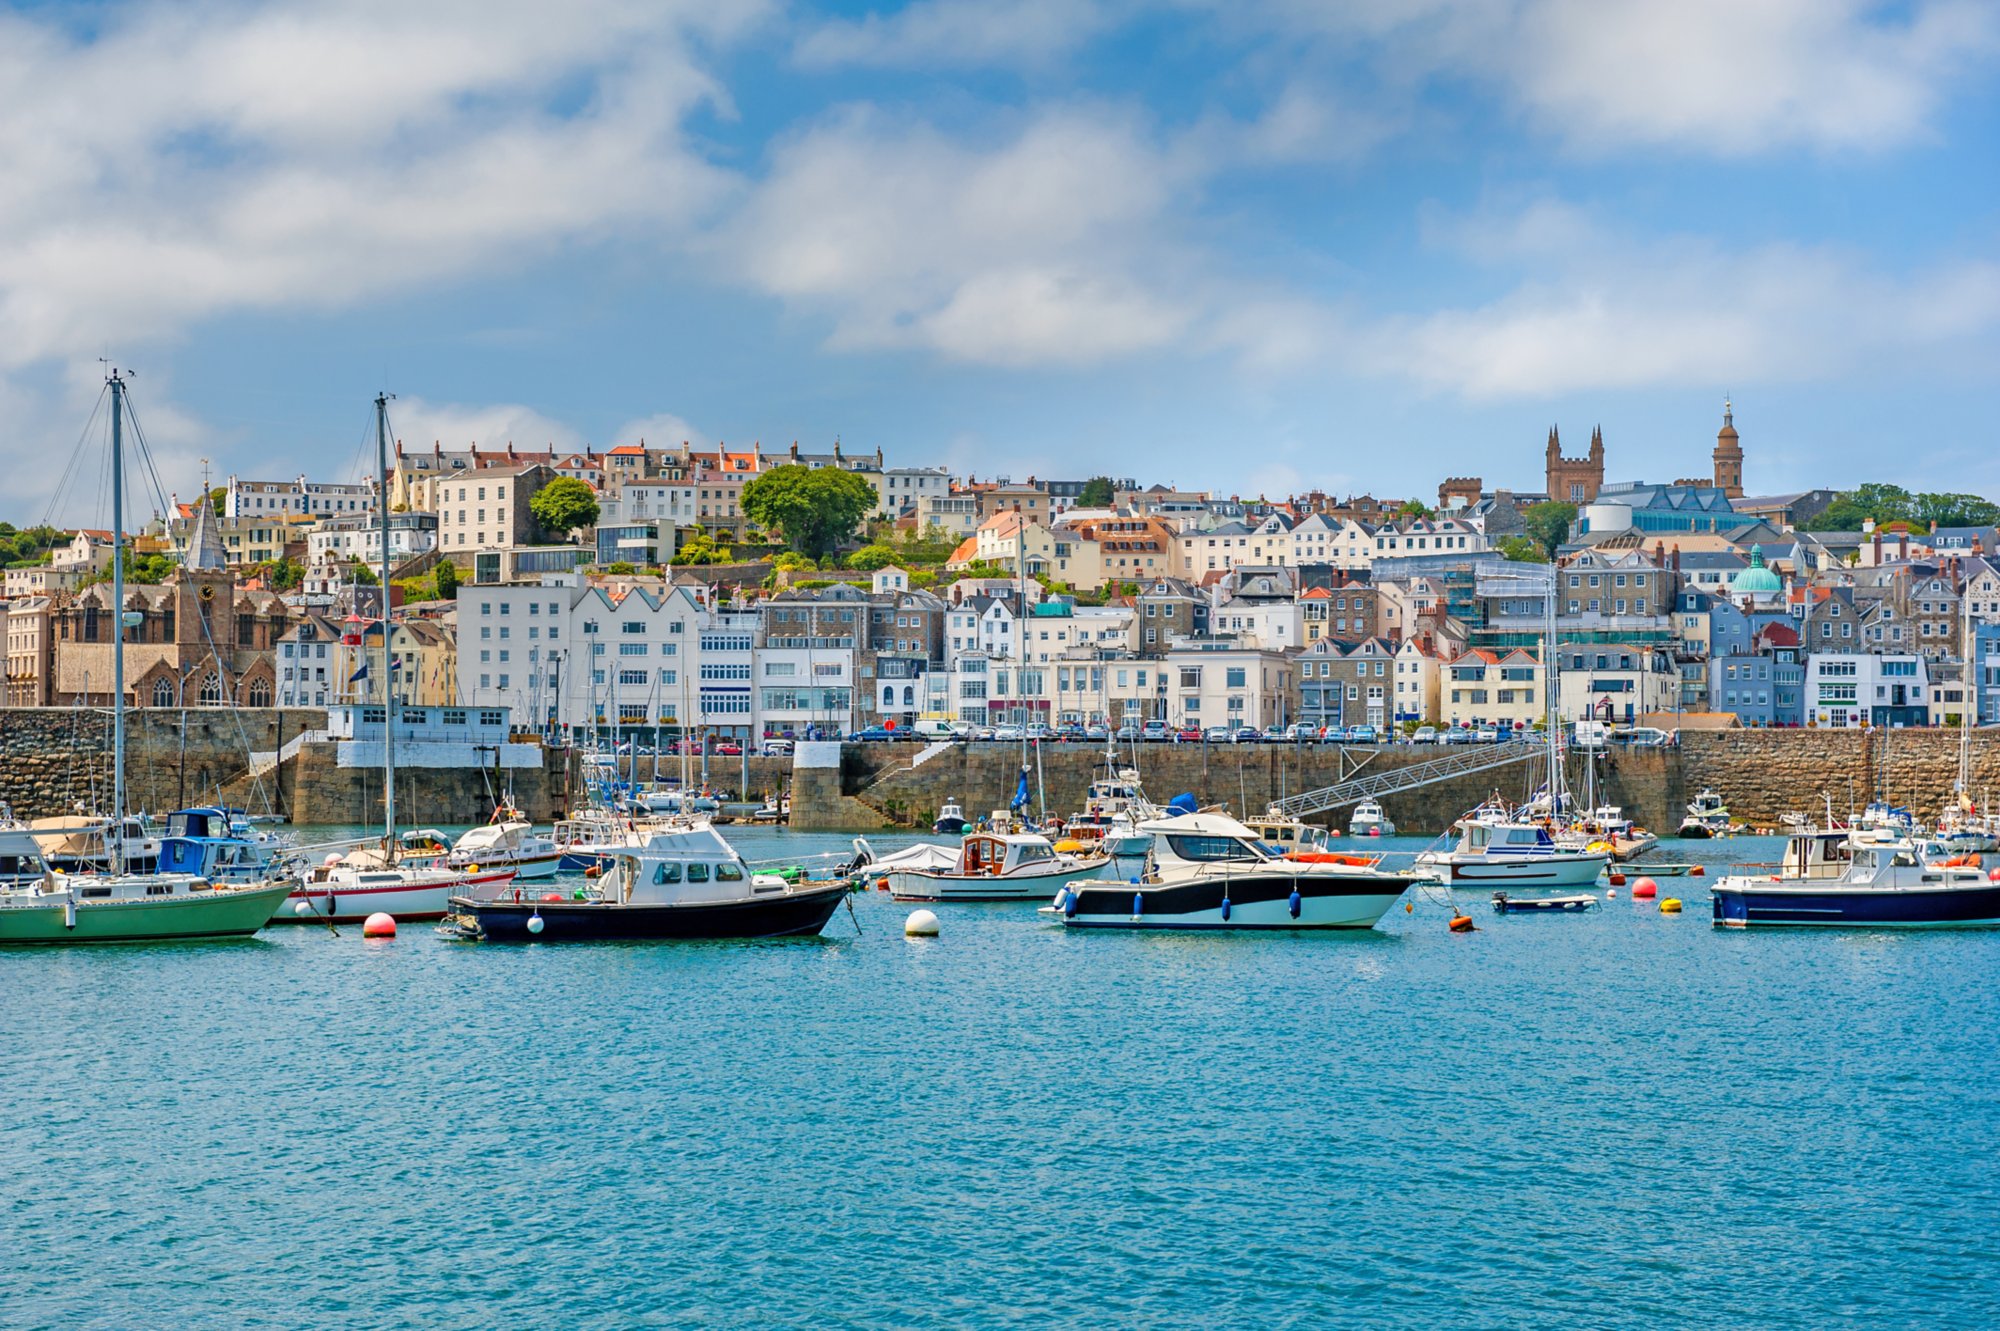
(6, 402), (1997, 743)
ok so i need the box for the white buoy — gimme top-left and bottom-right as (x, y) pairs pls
(904, 909), (940, 937)
(526, 914), (545, 935)
(293, 899), (315, 916)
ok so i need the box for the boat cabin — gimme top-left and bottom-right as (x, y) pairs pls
(957, 833), (1057, 877)
(0, 831), (52, 887)
(1241, 816), (1330, 855)
(603, 823), (790, 905)
(1139, 813), (1274, 869)
(1458, 822), (1557, 855)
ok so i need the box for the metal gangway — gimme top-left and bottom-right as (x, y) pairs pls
(1268, 741), (1540, 819)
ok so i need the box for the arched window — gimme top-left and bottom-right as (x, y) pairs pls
(883, 686), (894, 706)
(152, 678), (175, 709)
(198, 673), (223, 706)
(248, 678), (272, 708)
(903, 686), (914, 706)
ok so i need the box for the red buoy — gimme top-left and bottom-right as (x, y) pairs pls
(541, 892), (564, 903)
(1608, 872), (1626, 886)
(362, 912), (396, 938)
(1689, 865), (1705, 877)
(1632, 877), (1658, 899)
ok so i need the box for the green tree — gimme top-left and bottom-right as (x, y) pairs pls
(1802, 483), (1917, 532)
(433, 559), (459, 599)
(529, 476), (601, 541)
(1394, 499), (1435, 520)
(671, 529), (723, 566)
(266, 556), (305, 590)
(1077, 476), (1117, 508)
(769, 550), (817, 573)
(740, 464), (877, 558)
(1913, 491), (2000, 529)
(604, 561), (637, 575)
(1498, 534), (1549, 563)
(844, 542), (899, 571)
(208, 487), (227, 517)
(348, 558), (379, 586)
(1522, 501), (1577, 558)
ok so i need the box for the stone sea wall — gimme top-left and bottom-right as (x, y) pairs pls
(0, 708), (325, 819)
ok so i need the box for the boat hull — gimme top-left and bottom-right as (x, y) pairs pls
(1418, 852), (1608, 887)
(889, 859), (1108, 903)
(1712, 880), (2000, 928)
(0, 880), (295, 945)
(459, 881), (849, 941)
(277, 870), (518, 924)
(1053, 871), (1415, 930)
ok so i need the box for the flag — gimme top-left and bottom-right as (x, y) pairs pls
(348, 662), (369, 684)
(1010, 766), (1030, 812)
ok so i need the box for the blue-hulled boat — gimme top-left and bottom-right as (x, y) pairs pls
(1712, 827), (2000, 928)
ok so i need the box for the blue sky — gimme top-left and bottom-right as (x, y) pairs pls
(3, 0), (1997, 529)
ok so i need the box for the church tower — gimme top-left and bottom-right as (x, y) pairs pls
(1544, 424), (1605, 504)
(1713, 399), (1743, 499)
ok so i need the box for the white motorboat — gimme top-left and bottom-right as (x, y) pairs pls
(1043, 811), (1417, 930)
(885, 832), (1110, 902)
(1417, 808), (1609, 887)
(932, 798), (969, 835)
(1347, 799), (1396, 837)
(1714, 827), (2000, 927)
(1679, 789), (1736, 839)
(447, 818), (564, 880)
(1242, 811), (1336, 856)
(1060, 768), (1159, 857)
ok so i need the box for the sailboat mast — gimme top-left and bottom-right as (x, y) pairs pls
(375, 392), (396, 839)
(109, 370), (127, 874)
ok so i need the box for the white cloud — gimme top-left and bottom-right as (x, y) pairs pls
(793, 0), (1116, 70)
(610, 413), (709, 449)
(1365, 214), (2000, 397)
(724, 105), (1200, 366)
(390, 396), (585, 452)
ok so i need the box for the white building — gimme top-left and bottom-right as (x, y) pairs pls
(306, 512), (439, 566)
(1806, 652), (1930, 728)
(227, 474), (376, 520)
(1555, 643), (1679, 726)
(1163, 639), (1296, 730)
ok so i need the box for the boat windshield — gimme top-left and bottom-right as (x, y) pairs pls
(1165, 834), (1267, 863)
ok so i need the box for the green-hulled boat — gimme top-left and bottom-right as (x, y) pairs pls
(0, 877), (297, 945)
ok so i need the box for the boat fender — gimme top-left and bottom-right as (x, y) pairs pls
(1448, 914), (1476, 932)
(63, 894), (76, 930)
(1064, 890), (1079, 919)
(1132, 892), (1144, 920)
(526, 913), (545, 935)
(1220, 894), (1231, 922)
(584, 865), (602, 879)
(1287, 889), (1302, 919)
(1990, 868), (2000, 884)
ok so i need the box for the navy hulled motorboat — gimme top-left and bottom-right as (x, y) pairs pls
(1043, 811), (1417, 930)
(932, 798), (969, 836)
(1712, 826), (2000, 928)
(446, 821), (849, 942)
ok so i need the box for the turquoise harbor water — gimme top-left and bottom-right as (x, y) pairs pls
(7, 829), (2000, 1329)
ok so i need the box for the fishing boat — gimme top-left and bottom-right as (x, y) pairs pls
(886, 832), (1110, 902)
(1347, 799), (1395, 837)
(1417, 803), (1609, 887)
(0, 371), (296, 945)
(1242, 810), (1336, 856)
(932, 798), (969, 835)
(276, 394), (517, 924)
(1042, 811), (1417, 930)
(1678, 789), (1736, 839)
(1712, 826), (2000, 928)
(444, 821), (849, 942)
(446, 813), (564, 880)
(155, 806), (297, 884)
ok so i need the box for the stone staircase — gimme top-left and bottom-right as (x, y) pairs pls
(247, 729), (324, 780)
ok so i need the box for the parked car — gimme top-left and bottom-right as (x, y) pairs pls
(1347, 724), (1379, 744)
(1053, 723), (1086, 742)
(853, 726), (899, 743)
(972, 726), (998, 742)
(713, 741), (743, 756)
(1233, 726), (1261, 743)
(1114, 724), (1140, 742)
(760, 739), (794, 757)
(1286, 722), (1318, 743)
(1203, 725), (1232, 743)
(1141, 720), (1170, 742)
(1025, 723), (1053, 741)
(1084, 723), (1110, 742)
(992, 724), (1026, 741)
(1412, 726), (1438, 744)
(1175, 726), (1202, 743)
(1443, 726), (1473, 745)
(1611, 726), (1674, 748)
(1475, 725), (1499, 743)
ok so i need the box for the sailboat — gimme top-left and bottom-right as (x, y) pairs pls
(281, 394), (517, 924)
(0, 370), (297, 944)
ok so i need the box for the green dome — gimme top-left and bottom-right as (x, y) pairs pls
(1732, 544), (1783, 594)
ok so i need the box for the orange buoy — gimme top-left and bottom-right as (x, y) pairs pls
(876, 877), (891, 892)
(1632, 877), (1658, 899)
(584, 864), (603, 878)
(1608, 872), (1626, 886)
(1689, 865), (1705, 877)
(1449, 914), (1476, 932)
(362, 912), (396, 938)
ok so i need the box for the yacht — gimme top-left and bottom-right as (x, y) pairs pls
(886, 832), (1110, 902)
(1417, 806), (1609, 887)
(444, 821), (850, 942)
(1713, 828), (2000, 928)
(932, 798), (970, 835)
(447, 817), (564, 880)
(1042, 811), (1418, 930)
(1347, 800), (1396, 837)
(1678, 789), (1736, 839)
